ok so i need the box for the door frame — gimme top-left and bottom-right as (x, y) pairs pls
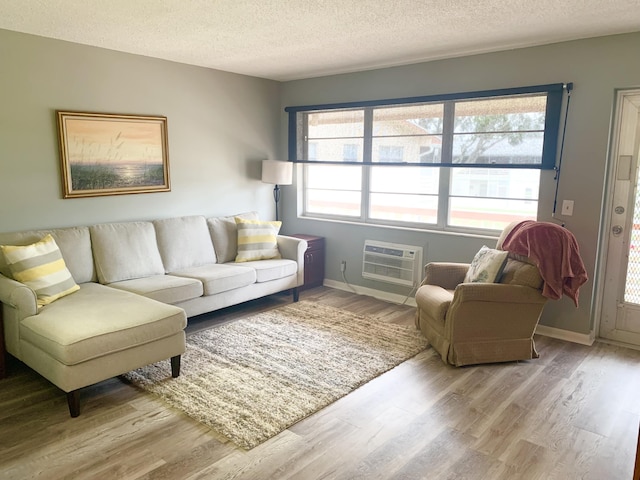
(594, 88), (640, 345)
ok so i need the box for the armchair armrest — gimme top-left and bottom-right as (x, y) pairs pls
(422, 262), (469, 290)
(453, 282), (547, 304)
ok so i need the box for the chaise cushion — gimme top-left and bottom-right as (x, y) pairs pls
(19, 283), (186, 366)
(171, 263), (256, 295)
(153, 216), (217, 272)
(207, 211), (259, 264)
(107, 274), (204, 304)
(90, 222), (165, 284)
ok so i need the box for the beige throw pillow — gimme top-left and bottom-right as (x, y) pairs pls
(235, 218), (282, 262)
(1, 234), (80, 307)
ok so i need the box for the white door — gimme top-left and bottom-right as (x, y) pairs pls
(600, 89), (640, 345)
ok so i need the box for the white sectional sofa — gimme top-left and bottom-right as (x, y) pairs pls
(0, 212), (307, 416)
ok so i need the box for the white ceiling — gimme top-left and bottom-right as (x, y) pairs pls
(1, 0), (639, 81)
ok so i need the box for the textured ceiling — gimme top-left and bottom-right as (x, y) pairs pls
(1, 0), (639, 81)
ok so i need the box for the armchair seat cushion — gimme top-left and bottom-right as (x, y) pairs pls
(19, 283), (186, 366)
(415, 284), (453, 328)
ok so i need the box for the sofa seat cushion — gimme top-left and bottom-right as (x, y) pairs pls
(171, 264), (256, 295)
(234, 258), (297, 283)
(107, 275), (203, 304)
(19, 283), (186, 366)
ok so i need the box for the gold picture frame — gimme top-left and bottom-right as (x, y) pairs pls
(56, 111), (170, 198)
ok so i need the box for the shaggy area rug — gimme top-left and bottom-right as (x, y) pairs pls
(123, 301), (429, 449)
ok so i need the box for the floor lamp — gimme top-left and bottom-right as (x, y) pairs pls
(261, 160), (293, 221)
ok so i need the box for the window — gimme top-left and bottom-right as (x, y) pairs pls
(286, 84), (564, 232)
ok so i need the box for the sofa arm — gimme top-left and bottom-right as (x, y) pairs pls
(0, 273), (37, 317)
(422, 262), (469, 290)
(0, 273), (38, 359)
(277, 235), (308, 287)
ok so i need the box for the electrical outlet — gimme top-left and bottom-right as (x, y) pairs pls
(562, 200), (574, 216)
(340, 260), (346, 272)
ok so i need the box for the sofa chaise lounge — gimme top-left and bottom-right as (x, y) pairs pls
(0, 212), (307, 416)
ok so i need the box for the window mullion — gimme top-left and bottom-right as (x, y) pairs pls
(438, 102), (455, 228)
(362, 108), (373, 221)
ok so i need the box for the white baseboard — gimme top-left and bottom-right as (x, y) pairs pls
(534, 324), (595, 346)
(324, 279), (595, 346)
(323, 279), (417, 307)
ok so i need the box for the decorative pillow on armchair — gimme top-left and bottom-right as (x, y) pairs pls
(235, 218), (282, 262)
(463, 245), (509, 283)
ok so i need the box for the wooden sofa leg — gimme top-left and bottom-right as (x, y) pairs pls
(293, 287), (299, 303)
(171, 355), (181, 378)
(67, 390), (80, 417)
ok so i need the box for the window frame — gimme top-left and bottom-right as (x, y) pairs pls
(285, 83), (565, 233)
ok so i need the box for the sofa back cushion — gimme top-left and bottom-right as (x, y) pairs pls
(0, 226), (95, 284)
(90, 222), (165, 284)
(153, 216), (217, 272)
(207, 211), (259, 263)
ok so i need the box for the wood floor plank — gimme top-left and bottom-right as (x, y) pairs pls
(1, 286), (640, 480)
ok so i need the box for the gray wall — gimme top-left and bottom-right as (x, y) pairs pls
(3, 26), (640, 337)
(0, 29), (280, 231)
(279, 32), (640, 336)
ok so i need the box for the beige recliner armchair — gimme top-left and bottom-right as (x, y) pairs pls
(415, 226), (548, 367)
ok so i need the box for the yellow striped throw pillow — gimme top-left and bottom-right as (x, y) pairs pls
(235, 218), (282, 262)
(1, 234), (80, 307)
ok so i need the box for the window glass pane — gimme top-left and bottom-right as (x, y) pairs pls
(450, 168), (539, 199)
(454, 96), (546, 133)
(370, 166), (439, 223)
(372, 137), (442, 163)
(308, 139), (364, 162)
(452, 95), (546, 166)
(452, 132), (543, 165)
(305, 164), (362, 217)
(448, 197), (537, 230)
(308, 110), (364, 139)
(370, 193), (438, 224)
(373, 104), (444, 135)
(449, 168), (539, 230)
(371, 166), (439, 194)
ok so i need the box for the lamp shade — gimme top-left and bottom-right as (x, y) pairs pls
(261, 160), (293, 185)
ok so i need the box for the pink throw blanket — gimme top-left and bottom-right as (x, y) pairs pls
(501, 220), (588, 306)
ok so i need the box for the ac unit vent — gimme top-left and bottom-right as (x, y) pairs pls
(362, 240), (423, 287)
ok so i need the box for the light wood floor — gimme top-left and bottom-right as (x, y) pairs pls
(1, 287), (639, 480)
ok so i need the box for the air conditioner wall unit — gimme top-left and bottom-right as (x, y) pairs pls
(362, 240), (423, 287)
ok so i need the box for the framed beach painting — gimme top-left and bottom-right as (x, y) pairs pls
(56, 111), (170, 198)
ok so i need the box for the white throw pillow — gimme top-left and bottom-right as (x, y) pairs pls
(464, 245), (509, 283)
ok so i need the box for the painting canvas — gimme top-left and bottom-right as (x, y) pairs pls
(57, 111), (170, 198)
